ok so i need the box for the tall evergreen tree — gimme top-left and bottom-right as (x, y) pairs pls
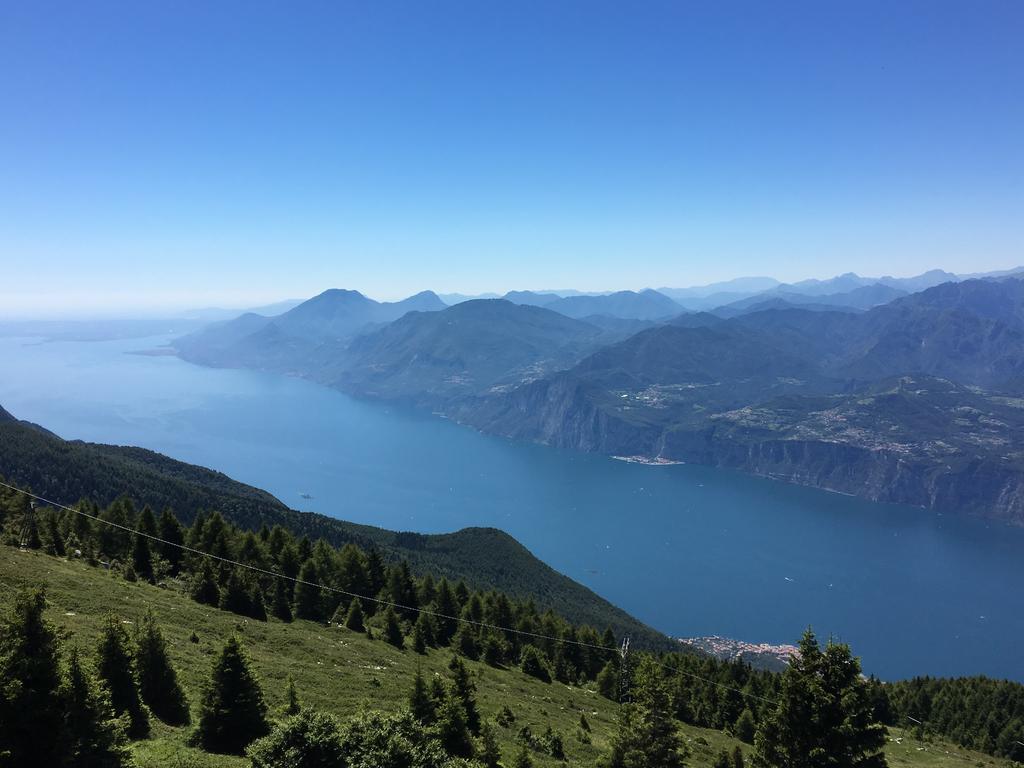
(448, 655), (481, 734)
(409, 668), (435, 724)
(271, 577), (294, 622)
(753, 629), (887, 768)
(435, 693), (475, 758)
(135, 609), (189, 725)
(382, 605), (405, 649)
(344, 598), (365, 632)
(0, 588), (67, 767)
(605, 656), (684, 768)
(282, 677), (301, 717)
(293, 560), (324, 622)
(192, 636), (270, 754)
(96, 615), (150, 738)
(190, 559), (220, 606)
(60, 646), (133, 767)
(156, 508), (185, 573)
(479, 721), (503, 768)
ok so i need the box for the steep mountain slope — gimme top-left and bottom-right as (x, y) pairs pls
(542, 289), (682, 320)
(0, 409), (669, 648)
(174, 289), (446, 369)
(715, 283), (906, 315)
(326, 300), (612, 405)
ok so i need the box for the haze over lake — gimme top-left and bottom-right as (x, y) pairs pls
(3, 333), (1023, 682)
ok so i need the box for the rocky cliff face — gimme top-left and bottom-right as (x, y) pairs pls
(458, 380), (1024, 527)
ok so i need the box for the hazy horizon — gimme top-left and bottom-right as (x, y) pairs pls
(2, 2), (1021, 316)
(2, 261), (1022, 320)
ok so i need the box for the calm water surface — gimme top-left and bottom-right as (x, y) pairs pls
(2, 334), (1023, 681)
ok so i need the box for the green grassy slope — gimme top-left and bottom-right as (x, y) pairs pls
(0, 416), (671, 650)
(0, 550), (1009, 768)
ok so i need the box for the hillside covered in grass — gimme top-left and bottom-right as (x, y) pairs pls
(0, 549), (1013, 768)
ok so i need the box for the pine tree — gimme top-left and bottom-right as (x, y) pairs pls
(61, 646), (133, 767)
(382, 605), (405, 649)
(293, 560), (323, 621)
(753, 628), (887, 768)
(597, 660), (619, 699)
(135, 609), (190, 725)
(157, 508), (185, 574)
(130, 534), (154, 582)
(435, 692), (475, 758)
(409, 668), (435, 724)
(282, 677), (301, 717)
(270, 578), (293, 622)
(453, 619), (479, 660)
(448, 654), (481, 734)
(479, 721), (503, 768)
(219, 570), (253, 617)
(714, 749), (733, 768)
(412, 611), (434, 651)
(412, 619), (428, 654)
(734, 708), (756, 744)
(512, 743), (534, 768)
(344, 598), (365, 632)
(192, 636), (269, 754)
(96, 615), (150, 738)
(0, 588), (67, 766)
(732, 745), (746, 768)
(605, 656), (684, 768)
(190, 559), (220, 606)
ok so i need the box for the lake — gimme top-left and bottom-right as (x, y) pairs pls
(2, 333), (1023, 681)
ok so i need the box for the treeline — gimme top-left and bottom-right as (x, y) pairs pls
(0, 479), (784, 742)
(0, 420), (672, 648)
(887, 676), (1024, 760)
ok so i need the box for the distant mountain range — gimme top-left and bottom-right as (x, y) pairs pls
(173, 270), (1024, 527)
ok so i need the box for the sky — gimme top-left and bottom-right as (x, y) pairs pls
(1, 1), (1022, 314)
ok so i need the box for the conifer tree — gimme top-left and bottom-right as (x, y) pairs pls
(61, 646), (133, 767)
(605, 656), (684, 768)
(96, 615), (150, 738)
(0, 588), (67, 766)
(732, 745), (746, 768)
(157, 508), (185, 573)
(512, 743), (534, 768)
(479, 721), (502, 768)
(219, 570), (254, 616)
(753, 628), (887, 768)
(344, 598), (365, 632)
(282, 677), (301, 717)
(597, 660), (618, 700)
(382, 604), (405, 649)
(453, 618), (479, 660)
(435, 693), (475, 758)
(190, 559), (220, 606)
(409, 668), (435, 724)
(135, 609), (189, 725)
(413, 611), (435, 648)
(192, 636), (269, 754)
(448, 655), (481, 734)
(734, 708), (756, 744)
(293, 560), (323, 621)
(412, 619), (428, 654)
(271, 578), (293, 622)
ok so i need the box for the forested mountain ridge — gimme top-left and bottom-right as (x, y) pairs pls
(172, 278), (1024, 526)
(0, 409), (670, 649)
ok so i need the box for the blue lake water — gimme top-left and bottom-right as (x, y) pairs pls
(2, 334), (1023, 681)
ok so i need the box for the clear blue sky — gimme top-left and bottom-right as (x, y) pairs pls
(1, 1), (1022, 314)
